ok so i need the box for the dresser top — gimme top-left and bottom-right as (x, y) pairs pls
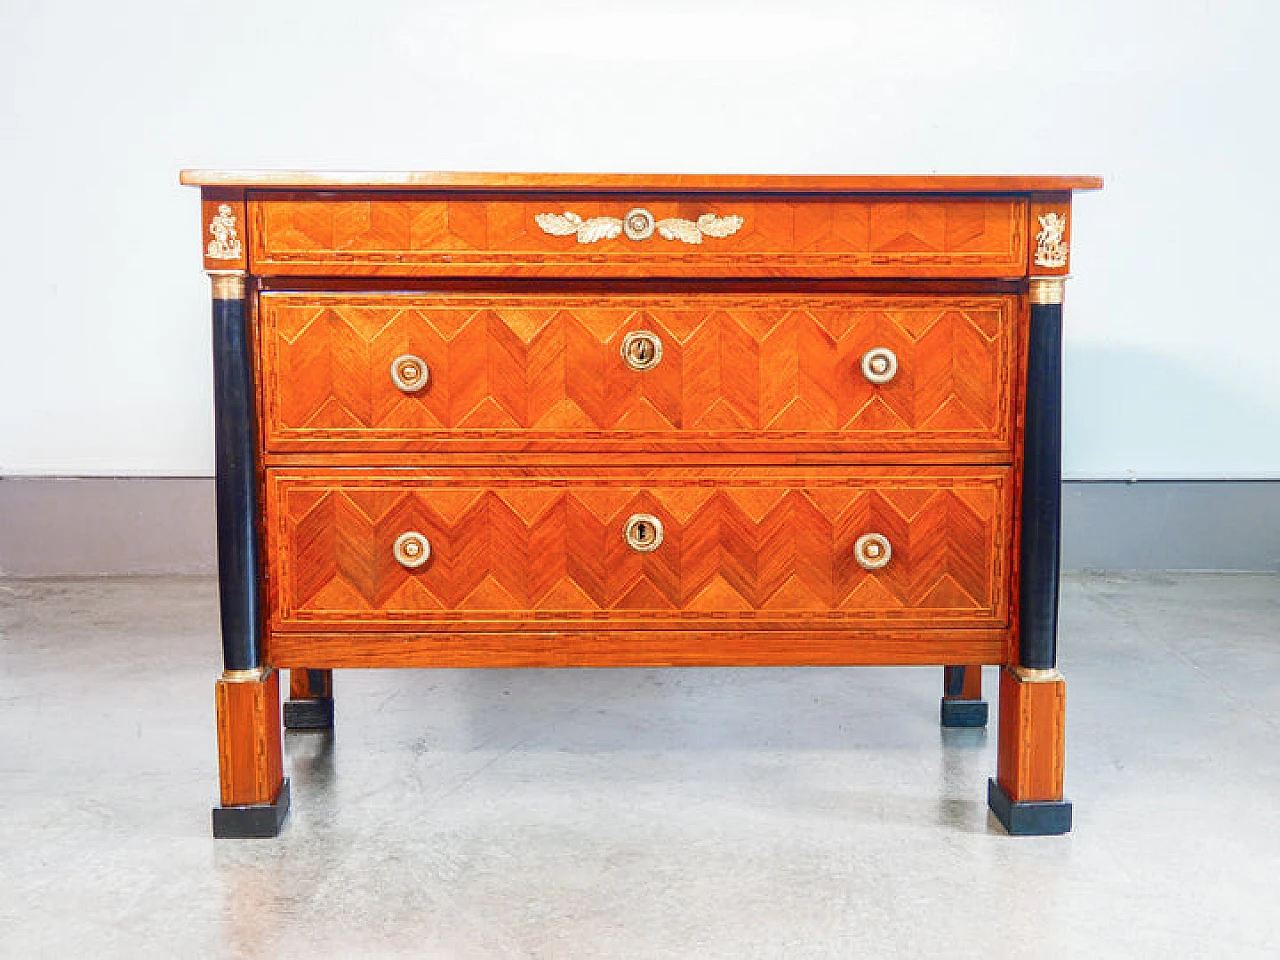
(180, 170), (1102, 193)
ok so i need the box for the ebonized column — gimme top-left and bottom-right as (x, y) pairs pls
(1018, 277), (1064, 670)
(211, 272), (262, 674)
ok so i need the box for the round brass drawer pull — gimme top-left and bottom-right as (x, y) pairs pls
(854, 533), (892, 570)
(393, 531), (431, 569)
(390, 354), (429, 393)
(621, 330), (663, 371)
(624, 513), (664, 552)
(860, 347), (899, 385)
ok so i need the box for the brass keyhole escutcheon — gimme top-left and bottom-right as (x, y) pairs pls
(393, 531), (431, 569)
(624, 513), (664, 552)
(621, 331), (663, 371)
(390, 354), (430, 393)
(854, 533), (892, 570)
(860, 347), (899, 385)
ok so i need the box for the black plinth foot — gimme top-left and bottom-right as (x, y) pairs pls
(212, 778), (291, 838)
(940, 697), (989, 727)
(987, 778), (1071, 836)
(284, 696), (334, 730)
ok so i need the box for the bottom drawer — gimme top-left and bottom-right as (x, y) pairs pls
(265, 468), (1012, 631)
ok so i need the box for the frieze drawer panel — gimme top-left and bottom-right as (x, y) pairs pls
(249, 193), (1028, 278)
(258, 292), (1020, 456)
(264, 468), (1012, 631)
(184, 170), (1101, 838)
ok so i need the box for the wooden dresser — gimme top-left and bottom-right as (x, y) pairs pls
(182, 171), (1101, 838)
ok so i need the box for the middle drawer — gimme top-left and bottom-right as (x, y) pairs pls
(259, 292), (1019, 457)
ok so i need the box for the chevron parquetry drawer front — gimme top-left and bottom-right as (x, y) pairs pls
(264, 468), (1011, 630)
(184, 171), (1101, 837)
(258, 292), (1019, 456)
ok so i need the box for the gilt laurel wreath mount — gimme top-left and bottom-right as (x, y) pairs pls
(535, 207), (744, 245)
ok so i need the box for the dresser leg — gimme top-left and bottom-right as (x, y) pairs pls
(988, 667), (1070, 835)
(207, 267), (288, 837)
(987, 275), (1072, 835)
(213, 668), (290, 838)
(940, 665), (988, 727)
(285, 669), (335, 730)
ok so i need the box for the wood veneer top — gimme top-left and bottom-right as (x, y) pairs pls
(181, 170), (1103, 193)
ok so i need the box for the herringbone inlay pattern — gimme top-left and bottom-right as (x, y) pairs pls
(250, 196), (1026, 277)
(260, 294), (1015, 452)
(267, 472), (1008, 627)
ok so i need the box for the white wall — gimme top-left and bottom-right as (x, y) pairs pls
(2, 0), (1277, 478)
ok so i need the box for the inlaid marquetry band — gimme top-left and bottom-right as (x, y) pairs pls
(209, 271), (246, 300)
(222, 666), (267, 682)
(1011, 666), (1064, 683)
(1029, 276), (1066, 305)
(536, 209), (744, 245)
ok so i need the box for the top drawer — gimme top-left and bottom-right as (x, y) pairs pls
(249, 193), (1029, 279)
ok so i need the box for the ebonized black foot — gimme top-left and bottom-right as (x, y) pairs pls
(940, 698), (989, 727)
(284, 697), (334, 730)
(987, 778), (1071, 836)
(212, 778), (291, 838)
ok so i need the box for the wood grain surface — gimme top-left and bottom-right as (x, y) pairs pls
(214, 671), (284, 807)
(266, 629), (1008, 669)
(182, 170), (1103, 192)
(258, 292), (1019, 455)
(996, 668), (1067, 801)
(263, 467), (1012, 631)
(249, 194), (1028, 278)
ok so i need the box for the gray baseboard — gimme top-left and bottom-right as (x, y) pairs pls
(1062, 480), (1279, 572)
(0, 477), (215, 576)
(1, 477), (1277, 576)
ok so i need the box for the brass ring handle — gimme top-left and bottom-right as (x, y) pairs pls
(854, 533), (892, 570)
(860, 348), (898, 385)
(624, 513), (664, 552)
(621, 331), (663, 371)
(390, 354), (429, 393)
(393, 531), (431, 569)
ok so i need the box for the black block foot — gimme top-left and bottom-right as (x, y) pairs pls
(212, 778), (291, 838)
(940, 697), (989, 727)
(284, 697), (334, 730)
(987, 778), (1071, 836)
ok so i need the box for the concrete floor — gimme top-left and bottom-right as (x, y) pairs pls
(1, 575), (1277, 958)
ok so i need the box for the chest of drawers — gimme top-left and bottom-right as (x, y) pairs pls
(184, 171), (1101, 838)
